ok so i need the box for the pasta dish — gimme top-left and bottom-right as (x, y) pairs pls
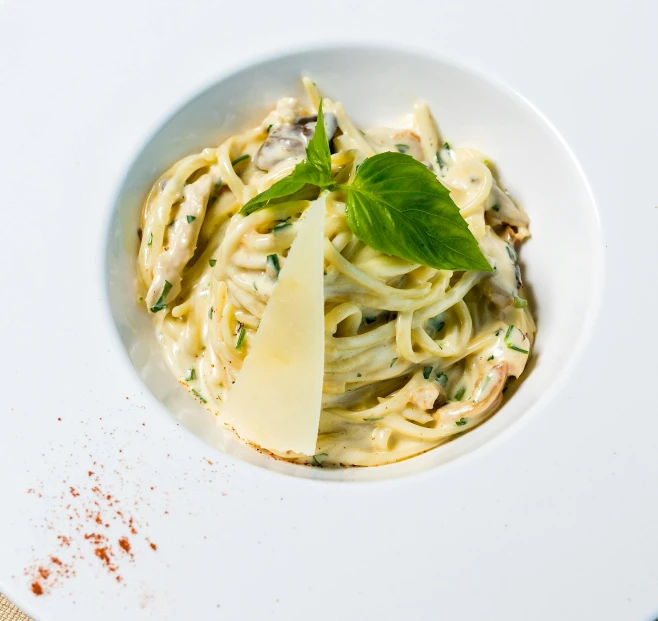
(136, 78), (535, 467)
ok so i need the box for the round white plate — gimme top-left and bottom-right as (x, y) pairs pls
(1, 1), (657, 620)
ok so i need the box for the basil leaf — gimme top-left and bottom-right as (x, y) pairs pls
(239, 101), (333, 215)
(305, 100), (331, 178)
(343, 152), (492, 272)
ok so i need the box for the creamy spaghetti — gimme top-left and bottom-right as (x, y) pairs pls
(136, 78), (535, 467)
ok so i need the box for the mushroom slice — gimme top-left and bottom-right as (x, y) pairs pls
(383, 363), (509, 441)
(485, 181), (530, 236)
(255, 113), (338, 171)
(479, 227), (524, 309)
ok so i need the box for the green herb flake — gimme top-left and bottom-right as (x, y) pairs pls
(390, 357), (398, 368)
(506, 243), (518, 262)
(266, 124), (273, 132)
(454, 386), (466, 401)
(513, 296), (528, 308)
(444, 142), (451, 150)
(272, 219), (292, 232)
(266, 254), (280, 279)
(356, 373), (362, 378)
(363, 417), (383, 422)
(423, 366), (432, 380)
(311, 453), (328, 467)
(209, 258), (217, 267)
(235, 325), (247, 350)
(149, 280), (172, 313)
(231, 154), (250, 167)
(185, 368), (196, 381)
(191, 389), (207, 404)
(147, 232), (153, 246)
(492, 204), (500, 212)
(137, 296), (144, 303)
(186, 215), (196, 224)
(504, 324), (529, 354)
(455, 417), (468, 426)
(395, 143), (409, 153)
(253, 281), (258, 291)
(487, 355), (494, 361)
(435, 372), (448, 387)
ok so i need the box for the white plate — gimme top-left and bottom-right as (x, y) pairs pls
(1, 2), (657, 620)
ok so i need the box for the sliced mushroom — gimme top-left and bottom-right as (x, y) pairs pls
(479, 227), (524, 309)
(485, 181), (530, 234)
(255, 113), (338, 171)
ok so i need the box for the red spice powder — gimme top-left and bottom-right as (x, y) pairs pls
(31, 582), (43, 596)
(119, 537), (131, 553)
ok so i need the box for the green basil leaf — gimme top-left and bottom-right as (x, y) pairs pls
(239, 101), (333, 215)
(344, 152), (492, 272)
(305, 99), (331, 178)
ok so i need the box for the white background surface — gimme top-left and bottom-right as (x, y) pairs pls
(1, 1), (657, 620)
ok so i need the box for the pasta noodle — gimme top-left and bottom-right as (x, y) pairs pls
(136, 79), (535, 467)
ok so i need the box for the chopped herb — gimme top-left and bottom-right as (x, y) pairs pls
(272, 219), (291, 232)
(266, 254), (280, 279)
(185, 368), (196, 381)
(395, 143), (409, 153)
(363, 417), (383, 422)
(455, 417), (468, 426)
(191, 389), (207, 404)
(137, 296), (144, 303)
(436, 151), (445, 169)
(487, 355), (494, 361)
(311, 453), (328, 467)
(186, 215), (196, 224)
(504, 324), (529, 354)
(444, 142), (451, 150)
(208, 306), (214, 319)
(423, 366), (432, 380)
(231, 154), (250, 166)
(364, 315), (377, 324)
(356, 373), (362, 378)
(390, 357), (398, 368)
(208, 258), (217, 267)
(491, 204), (500, 212)
(506, 243), (518, 262)
(495, 329), (502, 336)
(513, 296), (528, 308)
(454, 386), (466, 401)
(266, 124), (273, 132)
(235, 325), (247, 350)
(432, 319), (445, 333)
(147, 232), (153, 246)
(149, 280), (172, 313)
(435, 372), (448, 387)
(213, 178), (223, 194)
(253, 282), (258, 291)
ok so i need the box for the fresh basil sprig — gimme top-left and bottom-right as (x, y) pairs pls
(239, 101), (491, 272)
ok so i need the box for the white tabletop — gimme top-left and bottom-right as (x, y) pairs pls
(1, 1), (657, 620)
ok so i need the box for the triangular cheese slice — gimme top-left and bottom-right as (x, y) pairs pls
(221, 197), (325, 455)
